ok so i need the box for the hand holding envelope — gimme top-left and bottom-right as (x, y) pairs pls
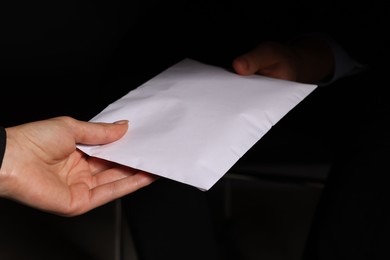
(78, 58), (317, 190)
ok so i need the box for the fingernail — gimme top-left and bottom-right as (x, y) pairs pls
(113, 120), (129, 125)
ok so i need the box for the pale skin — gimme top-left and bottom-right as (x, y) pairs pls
(0, 37), (333, 217)
(232, 37), (335, 83)
(0, 116), (157, 217)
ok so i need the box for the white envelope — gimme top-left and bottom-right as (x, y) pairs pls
(78, 58), (317, 190)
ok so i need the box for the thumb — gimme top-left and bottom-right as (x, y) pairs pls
(71, 119), (129, 146)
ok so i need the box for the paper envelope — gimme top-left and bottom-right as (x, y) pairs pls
(78, 58), (317, 190)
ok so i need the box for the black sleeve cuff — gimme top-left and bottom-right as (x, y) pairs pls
(0, 126), (6, 168)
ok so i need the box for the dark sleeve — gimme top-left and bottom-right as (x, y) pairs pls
(307, 1), (389, 69)
(0, 126), (6, 168)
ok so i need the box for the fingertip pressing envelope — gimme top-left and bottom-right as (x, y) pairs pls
(78, 58), (317, 190)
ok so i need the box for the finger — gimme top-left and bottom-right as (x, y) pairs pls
(87, 172), (158, 209)
(88, 156), (120, 175)
(232, 55), (258, 75)
(66, 117), (129, 145)
(92, 167), (141, 186)
(232, 48), (276, 76)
